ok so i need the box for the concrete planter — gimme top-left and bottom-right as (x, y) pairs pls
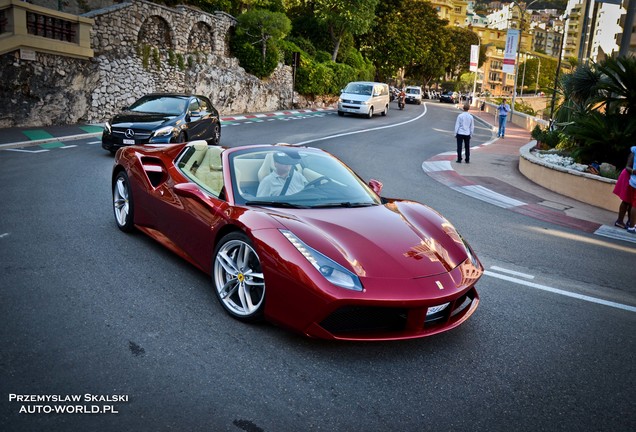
(519, 141), (620, 212)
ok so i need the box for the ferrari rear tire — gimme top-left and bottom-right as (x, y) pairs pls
(113, 171), (134, 232)
(212, 232), (265, 322)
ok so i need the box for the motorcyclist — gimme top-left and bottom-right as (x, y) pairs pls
(398, 88), (406, 109)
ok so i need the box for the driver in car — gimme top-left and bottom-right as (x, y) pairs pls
(256, 152), (308, 197)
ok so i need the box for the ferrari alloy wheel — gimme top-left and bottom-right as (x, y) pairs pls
(213, 232), (265, 321)
(113, 171), (134, 232)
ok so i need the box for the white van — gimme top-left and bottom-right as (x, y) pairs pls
(337, 81), (390, 118)
(405, 86), (423, 105)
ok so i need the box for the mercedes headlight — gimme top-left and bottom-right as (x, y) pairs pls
(154, 126), (176, 137)
(103, 121), (111, 134)
(281, 230), (363, 291)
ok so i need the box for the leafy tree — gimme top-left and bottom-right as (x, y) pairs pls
(235, 9), (291, 65)
(516, 57), (558, 94)
(557, 56), (636, 166)
(313, 0), (379, 61)
(406, 35), (449, 88)
(363, 0), (449, 83)
(445, 27), (480, 79)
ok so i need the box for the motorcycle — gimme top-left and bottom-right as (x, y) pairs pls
(398, 94), (405, 110)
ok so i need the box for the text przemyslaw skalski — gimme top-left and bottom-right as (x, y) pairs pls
(9, 394), (129, 403)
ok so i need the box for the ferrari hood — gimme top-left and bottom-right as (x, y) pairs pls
(110, 112), (177, 130)
(269, 200), (471, 279)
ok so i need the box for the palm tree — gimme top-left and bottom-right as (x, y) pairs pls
(557, 56), (636, 167)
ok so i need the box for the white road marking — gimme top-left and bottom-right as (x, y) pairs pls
(0, 233), (9, 238)
(452, 185), (526, 208)
(295, 105), (428, 145)
(484, 270), (636, 313)
(3, 148), (49, 153)
(421, 160), (453, 172)
(489, 266), (534, 279)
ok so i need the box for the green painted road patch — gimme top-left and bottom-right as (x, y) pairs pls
(80, 125), (103, 133)
(40, 141), (65, 149)
(22, 130), (54, 141)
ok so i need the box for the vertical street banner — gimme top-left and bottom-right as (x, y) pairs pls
(469, 45), (479, 72)
(503, 29), (519, 74)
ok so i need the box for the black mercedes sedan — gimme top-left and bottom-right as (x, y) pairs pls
(102, 93), (221, 153)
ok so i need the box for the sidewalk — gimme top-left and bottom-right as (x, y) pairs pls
(423, 107), (636, 244)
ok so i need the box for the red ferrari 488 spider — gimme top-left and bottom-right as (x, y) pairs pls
(112, 141), (482, 341)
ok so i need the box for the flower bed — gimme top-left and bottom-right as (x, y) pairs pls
(520, 142), (620, 212)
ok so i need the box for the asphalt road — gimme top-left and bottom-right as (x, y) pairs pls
(1, 102), (634, 431)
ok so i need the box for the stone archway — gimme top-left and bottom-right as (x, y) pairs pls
(188, 21), (214, 54)
(137, 15), (174, 50)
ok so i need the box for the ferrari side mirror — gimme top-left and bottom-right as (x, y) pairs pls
(368, 179), (383, 195)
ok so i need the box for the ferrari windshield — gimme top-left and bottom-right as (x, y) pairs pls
(230, 147), (381, 208)
(128, 95), (188, 116)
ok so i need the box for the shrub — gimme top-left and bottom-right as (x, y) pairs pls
(296, 58), (334, 95)
(324, 61), (358, 94)
(230, 34), (279, 78)
(287, 36), (316, 58)
(514, 100), (535, 116)
(531, 125), (561, 149)
(314, 50), (332, 63)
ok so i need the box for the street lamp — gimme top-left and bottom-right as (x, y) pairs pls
(549, 15), (569, 130)
(510, 0), (539, 119)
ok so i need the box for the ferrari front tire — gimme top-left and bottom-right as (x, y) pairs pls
(113, 171), (134, 232)
(212, 232), (266, 322)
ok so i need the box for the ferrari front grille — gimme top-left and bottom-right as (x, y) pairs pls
(320, 288), (478, 336)
(320, 306), (408, 334)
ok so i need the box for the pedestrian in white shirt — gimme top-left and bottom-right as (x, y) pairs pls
(454, 103), (474, 163)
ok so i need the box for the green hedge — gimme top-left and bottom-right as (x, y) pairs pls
(254, 37), (376, 97)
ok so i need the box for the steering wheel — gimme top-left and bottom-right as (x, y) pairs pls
(305, 176), (333, 188)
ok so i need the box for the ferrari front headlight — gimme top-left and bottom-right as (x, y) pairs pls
(281, 230), (363, 291)
(154, 126), (176, 137)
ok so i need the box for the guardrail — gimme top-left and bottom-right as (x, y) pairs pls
(0, 0), (93, 59)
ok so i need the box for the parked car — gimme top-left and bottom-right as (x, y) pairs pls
(112, 141), (482, 340)
(405, 86), (423, 105)
(439, 91), (459, 104)
(102, 93), (221, 154)
(338, 81), (390, 118)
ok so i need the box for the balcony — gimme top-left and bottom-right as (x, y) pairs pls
(0, 0), (93, 58)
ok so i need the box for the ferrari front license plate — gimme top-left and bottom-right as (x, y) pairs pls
(123, 139), (135, 145)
